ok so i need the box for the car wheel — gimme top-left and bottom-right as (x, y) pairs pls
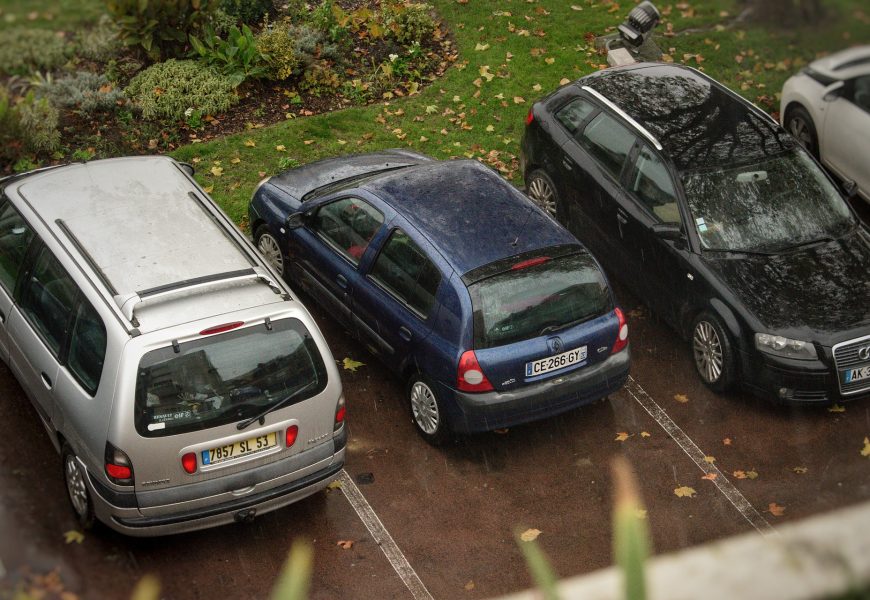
(255, 225), (285, 277)
(408, 375), (449, 446)
(526, 170), (560, 219)
(691, 312), (736, 392)
(785, 105), (819, 158)
(62, 444), (95, 530)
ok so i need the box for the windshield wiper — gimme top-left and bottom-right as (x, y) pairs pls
(773, 236), (836, 254)
(236, 380), (317, 431)
(540, 313), (594, 336)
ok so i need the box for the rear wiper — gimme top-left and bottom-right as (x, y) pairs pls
(236, 380), (317, 431)
(540, 314), (593, 336)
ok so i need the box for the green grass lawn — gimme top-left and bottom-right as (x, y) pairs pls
(0, 0), (104, 32)
(170, 0), (870, 227)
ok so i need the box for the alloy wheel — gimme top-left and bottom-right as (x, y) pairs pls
(527, 176), (557, 217)
(693, 321), (723, 384)
(257, 233), (284, 275)
(788, 116), (814, 149)
(410, 381), (440, 435)
(64, 454), (89, 519)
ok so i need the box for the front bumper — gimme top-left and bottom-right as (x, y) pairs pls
(444, 349), (630, 433)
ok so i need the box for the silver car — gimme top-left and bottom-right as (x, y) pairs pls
(0, 157), (346, 536)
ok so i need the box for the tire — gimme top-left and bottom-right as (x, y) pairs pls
(254, 225), (285, 278)
(785, 105), (819, 159)
(408, 375), (450, 446)
(526, 169), (561, 220)
(691, 312), (736, 393)
(62, 444), (95, 530)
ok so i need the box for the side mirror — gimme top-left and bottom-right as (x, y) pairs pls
(650, 222), (683, 241)
(178, 162), (195, 177)
(822, 80), (845, 102)
(286, 212), (306, 229)
(842, 179), (858, 200)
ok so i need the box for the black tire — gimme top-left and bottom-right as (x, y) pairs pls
(691, 311), (736, 393)
(254, 225), (285, 278)
(408, 375), (450, 446)
(525, 169), (562, 220)
(785, 105), (819, 159)
(62, 443), (95, 530)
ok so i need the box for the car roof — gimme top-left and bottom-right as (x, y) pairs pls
(359, 159), (579, 275)
(580, 63), (792, 171)
(6, 156), (283, 333)
(808, 45), (870, 81)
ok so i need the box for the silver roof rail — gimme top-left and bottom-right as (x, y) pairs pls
(581, 85), (664, 151)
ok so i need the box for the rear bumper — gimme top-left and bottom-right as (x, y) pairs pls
(444, 349), (630, 433)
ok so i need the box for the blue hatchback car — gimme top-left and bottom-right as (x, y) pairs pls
(248, 151), (630, 444)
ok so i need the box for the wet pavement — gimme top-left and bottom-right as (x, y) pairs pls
(1, 206), (869, 598)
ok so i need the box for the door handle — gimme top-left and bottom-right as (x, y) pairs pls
(336, 274), (348, 289)
(617, 213), (628, 225)
(561, 157), (573, 171)
(41, 372), (53, 389)
(398, 326), (412, 342)
(0, 306), (5, 322)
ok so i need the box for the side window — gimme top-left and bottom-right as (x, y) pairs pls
(0, 198), (35, 292)
(369, 229), (441, 317)
(67, 299), (107, 395)
(851, 75), (870, 113)
(578, 112), (636, 180)
(311, 197), (384, 264)
(555, 98), (597, 135)
(19, 246), (78, 355)
(629, 146), (681, 223)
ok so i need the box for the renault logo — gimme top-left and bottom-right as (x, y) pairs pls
(548, 337), (563, 354)
(859, 345), (870, 361)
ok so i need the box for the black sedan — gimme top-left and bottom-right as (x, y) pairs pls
(520, 62), (870, 403)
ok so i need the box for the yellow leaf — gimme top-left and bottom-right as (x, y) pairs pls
(407, 82), (420, 95)
(704, 455), (716, 464)
(615, 432), (631, 442)
(479, 65), (495, 82)
(337, 139), (347, 145)
(862, 437), (870, 457)
(425, 105), (438, 114)
(419, 136), (429, 142)
(326, 480), (342, 490)
(828, 404), (845, 413)
(203, 185), (214, 193)
(513, 96), (526, 104)
(519, 528), (541, 542)
(768, 502), (785, 517)
(486, 125), (495, 132)
(231, 157), (241, 164)
(303, 140), (314, 145)
(640, 431), (651, 438)
(474, 43), (490, 51)
(674, 393), (689, 403)
(464, 581), (475, 591)
(544, 57), (555, 65)
(64, 530), (85, 544)
(342, 357), (365, 372)
(674, 486), (696, 498)
(532, 83), (542, 91)
(244, 139), (256, 147)
(210, 166), (223, 177)
(746, 470), (759, 479)
(275, 145), (286, 152)
(559, 78), (571, 85)
(733, 470), (747, 479)
(792, 466), (808, 474)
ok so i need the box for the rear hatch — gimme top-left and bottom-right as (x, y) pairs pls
(465, 246), (618, 392)
(111, 309), (342, 516)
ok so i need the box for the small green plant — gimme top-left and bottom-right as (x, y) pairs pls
(105, 57), (144, 84)
(13, 158), (39, 173)
(219, 0), (274, 25)
(278, 156), (300, 170)
(76, 16), (122, 63)
(209, 8), (239, 36)
(125, 59), (239, 121)
(256, 20), (300, 81)
(189, 25), (270, 87)
(39, 72), (126, 113)
(383, 2), (437, 45)
(184, 107), (204, 128)
(0, 29), (70, 76)
(72, 148), (96, 161)
(105, 0), (217, 60)
(298, 61), (341, 96)
(16, 92), (62, 155)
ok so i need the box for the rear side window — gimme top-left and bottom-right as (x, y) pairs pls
(312, 197), (384, 264)
(67, 299), (107, 395)
(0, 199), (34, 292)
(19, 246), (78, 356)
(470, 252), (610, 349)
(555, 98), (597, 135)
(369, 229), (441, 317)
(578, 112), (636, 180)
(135, 318), (327, 437)
(629, 146), (680, 223)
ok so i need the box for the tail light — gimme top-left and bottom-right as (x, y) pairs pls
(286, 425), (299, 447)
(525, 108), (535, 126)
(199, 321), (244, 336)
(612, 307), (629, 354)
(334, 394), (346, 431)
(181, 452), (197, 474)
(457, 350), (494, 392)
(105, 442), (134, 486)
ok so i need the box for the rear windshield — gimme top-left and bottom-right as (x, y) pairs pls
(470, 252), (611, 349)
(134, 318), (327, 437)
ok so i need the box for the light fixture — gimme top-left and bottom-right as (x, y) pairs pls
(617, 1), (661, 49)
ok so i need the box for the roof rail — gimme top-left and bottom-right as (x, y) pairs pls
(582, 85), (664, 151)
(685, 66), (780, 126)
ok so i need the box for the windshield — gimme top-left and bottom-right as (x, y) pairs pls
(134, 318), (326, 437)
(470, 252), (611, 349)
(681, 148), (854, 253)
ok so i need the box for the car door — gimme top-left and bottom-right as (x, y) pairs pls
(290, 195), (385, 330)
(352, 226), (442, 369)
(0, 197), (35, 363)
(822, 75), (870, 199)
(8, 242), (78, 429)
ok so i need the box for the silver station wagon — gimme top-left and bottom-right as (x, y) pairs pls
(0, 157), (346, 536)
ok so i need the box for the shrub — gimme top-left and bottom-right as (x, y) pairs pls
(291, 23), (340, 66)
(0, 29), (70, 76)
(125, 59), (238, 121)
(209, 8), (238, 36)
(76, 16), (122, 63)
(189, 25), (269, 87)
(104, 0), (216, 60)
(256, 20), (300, 81)
(298, 61), (340, 96)
(39, 72), (126, 113)
(383, 2), (437, 45)
(16, 92), (61, 155)
(219, 0), (274, 25)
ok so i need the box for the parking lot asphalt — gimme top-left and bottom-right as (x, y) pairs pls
(1, 199), (868, 599)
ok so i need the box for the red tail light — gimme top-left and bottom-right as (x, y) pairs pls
(286, 425), (299, 447)
(457, 350), (494, 392)
(612, 307), (629, 354)
(512, 256), (550, 271)
(334, 395), (346, 431)
(181, 452), (197, 474)
(104, 443), (134, 485)
(199, 321), (245, 336)
(525, 108), (535, 126)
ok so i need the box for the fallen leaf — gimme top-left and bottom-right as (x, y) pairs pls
(231, 157), (241, 164)
(493, 428), (509, 434)
(792, 466), (808, 474)
(464, 581), (475, 591)
(862, 437), (870, 457)
(326, 480), (342, 490)
(532, 83), (542, 92)
(544, 57), (555, 65)
(275, 145), (286, 151)
(474, 42), (490, 51)
(674, 486), (696, 498)
(723, 437), (732, 445)
(513, 96), (526, 104)
(337, 540), (354, 549)
(244, 139), (256, 147)
(520, 528), (541, 542)
(674, 393), (689, 403)
(203, 185), (214, 193)
(746, 469), (759, 479)
(828, 404), (845, 413)
(342, 357), (365, 372)
(640, 431), (651, 438)
(704, 455), (716, 464)
(615, 432), (631, 442)
(701, 473), (718, 481)
(634, 508), (648, 519)
(768, 502), (785, 517)
(64, 530), (84, 544)
(303, 140), (314, 145)
(559, 78), (571, 85)
(210, 166), (223, 177)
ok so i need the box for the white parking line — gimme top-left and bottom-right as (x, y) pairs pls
(624, 376), (778, 538)
(338, 470), (435, 600)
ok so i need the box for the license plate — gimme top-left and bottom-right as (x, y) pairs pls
(526, 346), (587, 377)
(201, 432), (278, 466)
(842, 365), (870, 384)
